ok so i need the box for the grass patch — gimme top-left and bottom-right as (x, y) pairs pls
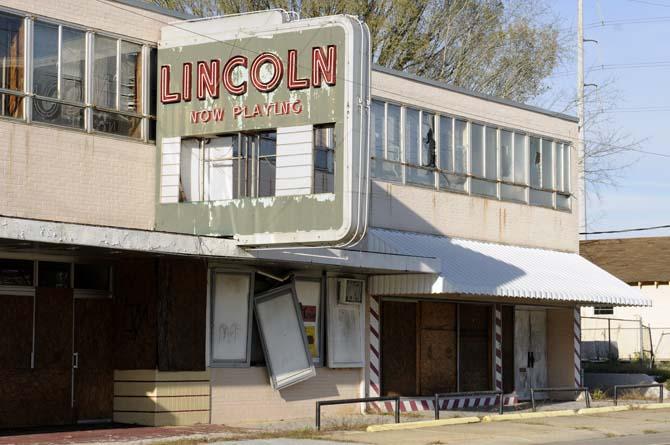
(643, 429), (660, 434)
(574, 426), (596, 431)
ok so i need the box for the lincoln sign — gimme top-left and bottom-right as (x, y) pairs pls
(155, 14), (371, 247)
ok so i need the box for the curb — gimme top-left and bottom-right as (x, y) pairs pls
(576, 405), (631, 415)
(632, 402), (670, 410)
(366, 416), (481, 432)
(482, 409), (576, 422)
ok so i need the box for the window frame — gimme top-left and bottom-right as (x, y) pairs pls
(368, 97), (573, 212)
(0, 7), (156, 142)
(209, 269), (255, 368)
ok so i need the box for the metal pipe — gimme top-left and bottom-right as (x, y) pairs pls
(315, 396), (400, 430)
(530, 387), (590, 412)
(613, 383), (664, 406)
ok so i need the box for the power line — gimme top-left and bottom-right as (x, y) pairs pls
(627, 0), (670, 8)
(549, 60), (670, 78)
(580, 224), (670, 235)
(97, 0), (670, 160)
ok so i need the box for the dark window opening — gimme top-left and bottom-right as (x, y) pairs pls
(74, 263), (111, 291)
(0, 259), (34, 286)
(38, 261), (70, 288)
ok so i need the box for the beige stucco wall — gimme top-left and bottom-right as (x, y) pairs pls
(2, 0), (175, 42)
(210, 367), (362, 424)
(370, 71), (579, 252)
(0, 121), (155, 230)
(582, 283), (670, 361)
(370, 181), (578, 252)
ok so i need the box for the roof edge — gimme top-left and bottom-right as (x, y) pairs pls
(112, 0), (195, 20)
(372, 64), (579, 124)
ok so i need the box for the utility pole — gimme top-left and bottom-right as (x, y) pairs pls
(577, 0), (587, 240)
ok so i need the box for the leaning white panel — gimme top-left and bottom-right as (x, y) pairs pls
(254, 283), (316, 389)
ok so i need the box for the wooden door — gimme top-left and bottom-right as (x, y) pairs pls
(73, 298), (114, 421)
(381, 300), (417, 396)
(418, 302), (457, 395)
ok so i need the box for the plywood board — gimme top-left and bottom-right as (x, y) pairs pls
(502, 305), (515, 394)
(0, 294), (33, 369)
(419, 329), (457, 395)
(459, 304), (492, 391)
(381, 300), (417, 397)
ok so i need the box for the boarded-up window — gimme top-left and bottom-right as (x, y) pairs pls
(381, 300), (416, 396)
(419, 301), (457, 395)
(210, 271), (253, 366)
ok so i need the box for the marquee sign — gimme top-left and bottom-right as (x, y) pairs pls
(155, 14), (370, 247)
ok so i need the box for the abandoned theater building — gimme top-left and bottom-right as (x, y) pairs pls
(0, 0), (650, 428)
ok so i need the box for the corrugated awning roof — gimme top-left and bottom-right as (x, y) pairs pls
(367, 228), (651, 307)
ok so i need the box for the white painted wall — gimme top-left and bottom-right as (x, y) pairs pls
(582, 283), (670, 361)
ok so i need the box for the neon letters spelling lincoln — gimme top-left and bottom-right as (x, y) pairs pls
(160, 46), (337, 104)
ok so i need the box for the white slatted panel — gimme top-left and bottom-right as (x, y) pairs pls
(160, 137), (181, 203)
(275, 125), (313, 196)
(180, 138), (201, 202)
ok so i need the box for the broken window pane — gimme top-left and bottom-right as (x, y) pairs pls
(529, 136), (541, 188)
(514, 133), (527, 185)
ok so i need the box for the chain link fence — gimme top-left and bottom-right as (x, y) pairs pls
(582, 316), (654, 365)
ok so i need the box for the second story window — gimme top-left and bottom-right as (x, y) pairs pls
(370, 98), (573, 212)
(0, 12), (24, 119)
(33, 21), (86, 129)
(92, 35), (142, 139)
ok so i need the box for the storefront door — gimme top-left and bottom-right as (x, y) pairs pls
(514, 308), (548, 399)
(72, 297), (114, 422)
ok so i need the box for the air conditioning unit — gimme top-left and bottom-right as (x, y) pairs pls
(337, 278), (364, 304)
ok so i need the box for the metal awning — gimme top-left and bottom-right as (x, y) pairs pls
(367, 228), (651, 307)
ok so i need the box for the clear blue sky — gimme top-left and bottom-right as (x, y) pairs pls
(535, 0), (670, 239)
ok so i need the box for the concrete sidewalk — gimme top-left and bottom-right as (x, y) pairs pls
(325, 408), (670, 445)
